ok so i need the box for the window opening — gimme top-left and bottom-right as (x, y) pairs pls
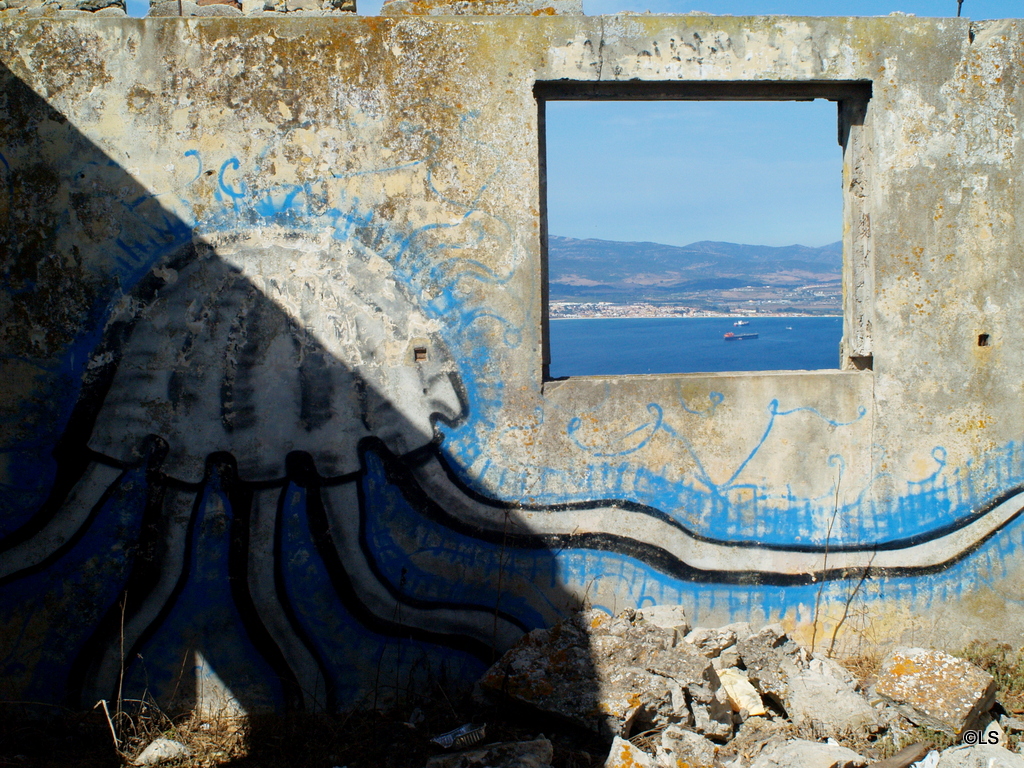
(538, 82), (871, 379)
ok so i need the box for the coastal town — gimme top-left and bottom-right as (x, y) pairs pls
(549, 282), (842, 319)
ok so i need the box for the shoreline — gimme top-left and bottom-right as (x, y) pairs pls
(549, 314), (843, 321)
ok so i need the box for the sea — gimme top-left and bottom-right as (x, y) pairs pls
(548, 316), (843, 378)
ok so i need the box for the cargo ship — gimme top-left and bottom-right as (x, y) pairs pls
(724, 331), (758, 341)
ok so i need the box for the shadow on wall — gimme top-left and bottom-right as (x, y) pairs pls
(0, 59), (593, 726)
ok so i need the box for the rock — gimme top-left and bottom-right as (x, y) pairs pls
(736, 625), (800, 706)
(749, 738), (866, 768)
(685, 627), (739, 657)
(424, 738), (553, 768)
(284, 0), (317, 9)
(786, 659), (880, 736)
(735, 626), (877, 736)
(148, 0), (197, 14)
(1000, 715), (1024, 733)
(716, 667), (767, 717)
(864, 742), (930, 768)
(132, 738), (191, 766)
(875, 648), (996, 735)
(74, 0), (122, 9)
(193, 4), (241, 13)
(478, 610), (699, 737)
(691, 697), (733, 741)
(714, 648), (741, 670)
(935, 745), (1024, 768)
(656, 726), (718, 768)
(985, 720), (1008, 748)
(637, 604), (690, 643)
(604, 736), (656, 768)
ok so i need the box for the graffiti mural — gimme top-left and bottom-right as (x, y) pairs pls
(5, 25), (1024, 717)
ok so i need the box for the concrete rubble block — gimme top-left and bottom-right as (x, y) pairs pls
(147, 0), (198, 13)
(656, 725), (718, 768)
(685, 627), (739, 658)
(192, 2), (240, 12)
(863, 742), (930, 768)
(716, 667), (768, 717)
(479, 609), (700, 737)
(875, 648), (996, 735)
(381, 0), (582, 15)
(749, 738), (866, 768)
(604, 736), (656, 768)
(934, 745), (1024, 768)
(74, 0), (122, 10)
(132, 738), (191, 766)
(736, 625), (801, 704)
(690, 697), (734, 741)
(647, 646), (715, 690)
(637, 604), (691, 644)
(284, 0), (318, 10)
(425, 738), (553, 768)
(786, 657), (880, 736)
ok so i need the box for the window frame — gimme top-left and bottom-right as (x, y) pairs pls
(535, 80), (875, 382)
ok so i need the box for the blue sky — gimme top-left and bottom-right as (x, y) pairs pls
(546, 100), (841, 248)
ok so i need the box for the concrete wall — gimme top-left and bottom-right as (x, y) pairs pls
(2, 11), (1024, 713)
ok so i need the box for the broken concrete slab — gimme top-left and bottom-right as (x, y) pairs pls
(637, 604), (690, 644)
(604, 736), (656, 768)
(479, 609), (702, 737)
(717, 667), (768, 717)
(934, 744), (1024, 768)
(656, 725), (718, 768)
(786, 662), (880, 737)
(736, 625), (801, 706)
(875, 648), (996, 735)
(685, 627), (740, 658)
(863, 742), (930, 768)
(132, 738), (191, 766)
(690, 696), (734, 741)
(424, 738), (553, 768)
(749, 738), (867, 768)
(732, 625), (878, 736)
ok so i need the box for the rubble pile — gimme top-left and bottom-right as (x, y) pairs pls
(433, 607), (1024, 768)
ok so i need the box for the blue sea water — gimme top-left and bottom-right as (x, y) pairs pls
(548, 316), (843, 377)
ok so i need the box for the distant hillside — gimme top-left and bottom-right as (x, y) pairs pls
(548, 236), (841, 302)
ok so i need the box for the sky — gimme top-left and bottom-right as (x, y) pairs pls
(546, 100), (840, 248)
(123, 0), (1022, 246)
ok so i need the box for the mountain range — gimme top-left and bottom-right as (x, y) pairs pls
(548, 236), (842, 302)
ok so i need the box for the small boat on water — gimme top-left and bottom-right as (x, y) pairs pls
(724, 332), (758, 341)
(733, 320), (750, 326)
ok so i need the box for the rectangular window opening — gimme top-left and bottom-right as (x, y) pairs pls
(538, 81), (872, 380)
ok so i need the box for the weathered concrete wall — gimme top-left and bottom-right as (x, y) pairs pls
(2, 12), (1023, 713)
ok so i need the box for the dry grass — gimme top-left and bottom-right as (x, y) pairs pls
(960, 640), (1024, 715)
(0, 692), (606, 768)
(6, 640), (1024, 767)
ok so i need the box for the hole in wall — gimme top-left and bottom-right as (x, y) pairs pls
(537, 83), (867, 379)
(978, 333), (990, 347)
